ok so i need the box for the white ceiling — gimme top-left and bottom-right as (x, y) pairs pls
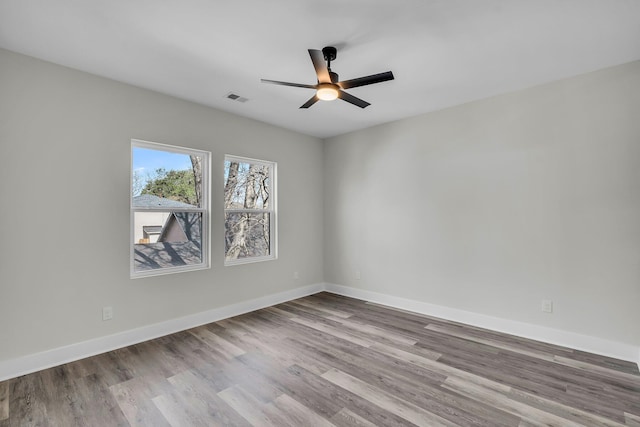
(1, 1), (639, 139)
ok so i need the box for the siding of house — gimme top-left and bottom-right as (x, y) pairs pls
(134, 212), (171, 243)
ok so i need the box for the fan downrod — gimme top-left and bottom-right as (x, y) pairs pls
(322, 46), (337, 63)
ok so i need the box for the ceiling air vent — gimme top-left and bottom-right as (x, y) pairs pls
(225, 92), (249, 103)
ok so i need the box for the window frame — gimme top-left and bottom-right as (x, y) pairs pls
(130, 139), (211, 278)
(223, 154), (277, 266)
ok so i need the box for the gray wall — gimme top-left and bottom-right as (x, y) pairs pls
(0, 48), (324, 362)
(2, 46), (638, 364)
(324, 61), (640, 347)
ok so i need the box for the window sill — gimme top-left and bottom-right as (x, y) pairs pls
(224, 255), (277, 267)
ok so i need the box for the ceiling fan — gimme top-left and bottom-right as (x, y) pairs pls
(261, 46), (394, 109)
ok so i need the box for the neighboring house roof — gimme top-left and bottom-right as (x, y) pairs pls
(134, 241), (201, 271)
(159, 212), (201, 243)
(133, 194), (196, 209)
(143, 225), (162, 234)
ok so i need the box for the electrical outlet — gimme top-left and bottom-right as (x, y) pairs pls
(102, 306), (113, 321)
(355, 270), (361, 280)
(541, 300), (553, 313)
(293, 271), (299, 280)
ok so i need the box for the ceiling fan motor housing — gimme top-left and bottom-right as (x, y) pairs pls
(322, 46), (337, 62)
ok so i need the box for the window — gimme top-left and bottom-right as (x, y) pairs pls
(131, 139), (210, 278)
(224, 155), (276, 265)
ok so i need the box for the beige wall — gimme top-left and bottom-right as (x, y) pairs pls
(324, 61), (640, 347)
(0, 48), (324, 362)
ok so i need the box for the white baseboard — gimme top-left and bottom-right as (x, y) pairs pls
(2, 281), (637, 381)
(325, 283), (640, 367)
(0, 283), (324, 382)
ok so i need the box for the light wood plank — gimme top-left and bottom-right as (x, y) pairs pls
(217, 385), (280, 427)
(290, 316), (373, 347)
(426, 323), (556, 361)
(289, 299), (353, 318)
(188, 327), (246, 359)
(370, 341), (441, 363)
(442, 375), (609, 427)
(327, 315), (420, 346)
(508, 387), (629, 427)
(167, 370), (252, 426)
(0, 381), (8, 421)
(152, 391), (215, 427)
(625, 412), (640, 427)
(322, 368), (459, 427)
(109, 375), (172, 427)
(270, 394), (337, 427)
(330, 407), (379, 427)
(553, 355), (640, 383)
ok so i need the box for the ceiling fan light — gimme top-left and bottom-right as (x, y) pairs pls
(317, 83), (339, 101)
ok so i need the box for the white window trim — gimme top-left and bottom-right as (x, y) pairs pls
(224, 154), (277, 266)
(130, 139), (211, 278)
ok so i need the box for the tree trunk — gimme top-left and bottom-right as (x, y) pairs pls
(190, 155), (202, 207)
(259, 165), (270, 209)
(225, 213), (249, 260)
(224, 161), (239, 209)
(244, 164), (259, 209)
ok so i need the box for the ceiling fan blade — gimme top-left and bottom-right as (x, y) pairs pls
(308, 49), (331, 83)
(300, 95), (319, 109)
(261, 79), (316, 89)
(338, 71), (394, 89)
(338, 90), (370, 108)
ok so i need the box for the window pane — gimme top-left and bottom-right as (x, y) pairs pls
(133, 147), (203, 208)
(134, 211), (202, 271)
(223, 155), (275, 265)
(224, 212), (270, 260)
(224, 160), (270, 209)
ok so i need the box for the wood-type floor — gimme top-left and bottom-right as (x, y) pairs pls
(1, 292), (639, 426)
